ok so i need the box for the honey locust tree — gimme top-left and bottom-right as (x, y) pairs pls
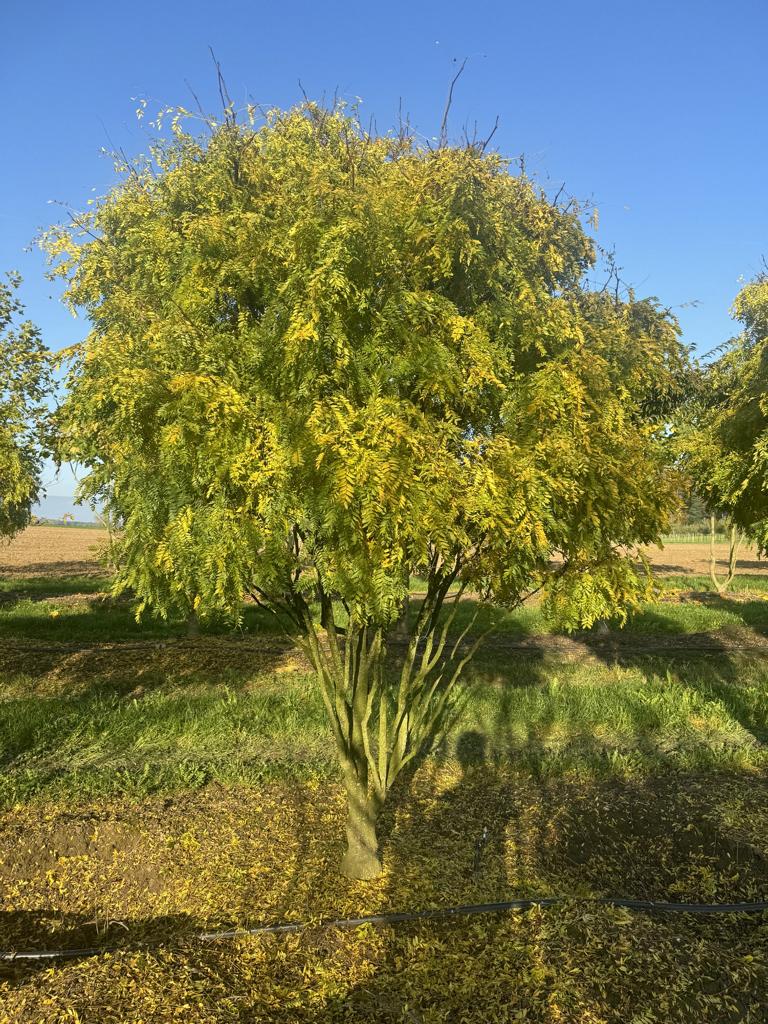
(46, 104), (684, 878)
(677, 272), (768, 565)
(0, 273), (51, 539)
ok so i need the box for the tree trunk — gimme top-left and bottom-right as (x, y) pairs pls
(726, 522), (741, 591)
(295, 573), (489, 880)
(340, 779), (382, 880)
(710, 515), (741, 595)
(709, 514), (718, 591)
(187, 609), (200, 637)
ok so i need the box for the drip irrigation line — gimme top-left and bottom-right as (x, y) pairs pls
(3, 895), (768, 963)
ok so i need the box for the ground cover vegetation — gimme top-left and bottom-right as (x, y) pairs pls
(1, 552), (768, 1020)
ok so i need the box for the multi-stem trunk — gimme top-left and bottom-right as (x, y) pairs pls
(295, 562), (491, 880)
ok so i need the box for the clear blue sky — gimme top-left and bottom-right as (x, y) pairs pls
(2, 0), (766, 507)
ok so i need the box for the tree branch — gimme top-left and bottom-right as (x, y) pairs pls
(439, 58), (468, 148)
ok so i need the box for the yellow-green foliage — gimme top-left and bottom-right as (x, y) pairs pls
(677, 272), (768, 548)
(46, 103), (683, 630)
(44, 103), (688, 875)
(0, 273), (51, 539)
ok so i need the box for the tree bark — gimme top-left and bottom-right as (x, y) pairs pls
(294, 562), (488, 880)
(340, 779), (382, 880)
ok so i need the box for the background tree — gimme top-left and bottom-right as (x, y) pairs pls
(0, 273), (51, 540)
(677, 271), (768, 590)
(46, 103), (685, 878)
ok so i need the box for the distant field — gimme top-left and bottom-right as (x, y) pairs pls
(2, 525), (767, 584)
(0, 525), (108, 578)
(644, 540), (768, 577)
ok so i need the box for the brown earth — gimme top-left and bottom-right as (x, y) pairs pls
(3, 526), (768, 582)
(0, 525), (108, 578)
(643, 541), (768, 577)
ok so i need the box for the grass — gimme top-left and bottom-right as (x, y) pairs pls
(0, 586), (288, 642)
(2, 641), (768, 806)
(0, 573), (111, 597)
(661, 571), (768, 594)
(1, 570), (767, 807)
(0, 673), (333, 804)
(2, 568), (766, 646)
(2, 567), (768, 1020)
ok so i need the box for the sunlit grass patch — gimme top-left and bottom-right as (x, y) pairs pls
(2, 648), (768, 806)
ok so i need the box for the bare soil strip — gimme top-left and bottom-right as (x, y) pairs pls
(0, 526), (108, 578)
(0, 630), (766, 696)
(642, 541), (768, 577)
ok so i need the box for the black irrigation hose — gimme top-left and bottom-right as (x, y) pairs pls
(3, 896), (768, 963)
(1, 636), (767, 658)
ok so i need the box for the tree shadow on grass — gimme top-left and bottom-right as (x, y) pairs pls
(0, 634), (304, 696)
(619, 589), (768, 639)
(0, 560), (105, 581)
(0, 596), (292, 644)
(0, 603), (303, 706)
(561, 607), (768, 749)
(0, 575), (112, 605)
(0, 675), (334, 809)
(687, 592), (768, 635)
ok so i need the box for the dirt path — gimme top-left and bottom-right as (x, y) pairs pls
(642, 541), (768, 577)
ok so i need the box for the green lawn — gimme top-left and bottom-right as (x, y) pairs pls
(4, 571), (766, 646)
(2, 654), (768, 808)
(1, 572), (768, 806)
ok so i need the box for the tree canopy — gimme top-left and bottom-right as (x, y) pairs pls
(46, 103), (686, 876)
(0, 273), (51, 540)
(677, 272), (768, 552)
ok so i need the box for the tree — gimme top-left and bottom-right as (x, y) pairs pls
(706, 515), (742, 595)
(677, 271), (768, 585)
(0, 273), (51, 540)
(46, 103), (684, 878)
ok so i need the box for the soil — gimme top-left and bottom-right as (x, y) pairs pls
(0, 525), (109, 578)
(642, 541), (768, 577)
(1, 771), (767, 958)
